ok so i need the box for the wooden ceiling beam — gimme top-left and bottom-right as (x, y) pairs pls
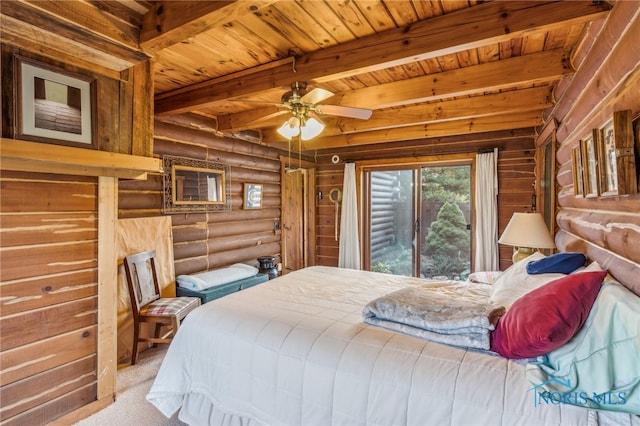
(24, 0), (141, 50)
(0, 28), (123, 80)
(217, 106), (285, 132)
(294, 111), (544, 150)
(331, 86), (553, 135)
(260, 86), (552, 140)
(315, 129), (537, 157)
(216, 50), (567, 131)
(155, 1), (609, 115)
(140, 1), (276, 53)
(333, 49), (569, 109)
(0, 1), (149, 70)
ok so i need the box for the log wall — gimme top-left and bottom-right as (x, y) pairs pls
(540, 1), (640, 296)
(0, 171), (98, 425)
(1, 30), (153, 426)
(1, 45), (153, 157)
(0, 4), (637, 426)
(118, 119), (284, 275)
(313, 129), (537, 270)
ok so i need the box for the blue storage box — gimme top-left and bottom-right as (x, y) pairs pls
(176, 273), (268, 304)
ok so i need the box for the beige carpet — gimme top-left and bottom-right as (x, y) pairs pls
(75, 346), (185, 426)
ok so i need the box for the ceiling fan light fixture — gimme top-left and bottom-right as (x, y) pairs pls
(277, 116), (301, 139)
(300, 117), (325, 141)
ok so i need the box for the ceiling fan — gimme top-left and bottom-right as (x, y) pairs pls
(247, 81), (373, 140)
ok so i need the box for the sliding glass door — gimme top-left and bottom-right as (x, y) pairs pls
(367, 169), (417, 277)
(364, 163), (471, 279)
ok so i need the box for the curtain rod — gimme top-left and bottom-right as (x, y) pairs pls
(477, 147), (500, 154)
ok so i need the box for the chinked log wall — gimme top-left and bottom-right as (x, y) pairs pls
(313, 129), (538, 271)
(118, 120), (283, 275)
(545, 1), (640, 295)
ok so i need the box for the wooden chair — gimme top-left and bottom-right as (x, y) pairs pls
(123, 250), (200, 364)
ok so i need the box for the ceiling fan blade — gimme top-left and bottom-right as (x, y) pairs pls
(230, 99), (285, 107)
(301, 87), (334, 104)
(315, 104), (373, 120)
(245, 109), (290, 127)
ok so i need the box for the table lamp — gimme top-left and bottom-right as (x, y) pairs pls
(498, 212), (556, 263)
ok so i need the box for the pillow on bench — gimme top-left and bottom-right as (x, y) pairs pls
(177, 263), (259, 291)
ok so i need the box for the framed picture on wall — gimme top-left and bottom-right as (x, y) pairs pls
(598, 119), (618, 196)
(597, 110), (637, 196)
(571, 146), (584, 198)
(244, 183), (263, 209)
(581, 133), (599, 198)
(14, 56), (96, 148)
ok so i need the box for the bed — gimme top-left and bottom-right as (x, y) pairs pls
(147, 264), (639, 425)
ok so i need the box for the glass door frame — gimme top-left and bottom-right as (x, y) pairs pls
(362, 166), (420, 276)
(357, 153), (477, 276)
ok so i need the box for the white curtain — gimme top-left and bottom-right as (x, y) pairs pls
(338, 163), (361, 269)
(474, 148), (499, 271)
(207, 176), (218, 201)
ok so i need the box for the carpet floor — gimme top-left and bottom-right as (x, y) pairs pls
(75, 346), (185, 426)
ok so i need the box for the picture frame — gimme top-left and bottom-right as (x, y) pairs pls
(597, 119), (618, 196)
(244, 183), (263, 209)
(580, 132), (599, 198)
(571, 146), (584, 198)
(596, 110), (638, 196)
(14, 55), (96, 148)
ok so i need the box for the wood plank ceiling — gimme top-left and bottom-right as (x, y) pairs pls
(1, 1), (613, 153)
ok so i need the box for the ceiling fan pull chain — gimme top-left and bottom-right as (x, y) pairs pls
(298, 133), (302, 170)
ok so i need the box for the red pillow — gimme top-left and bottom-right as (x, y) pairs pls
(490, 270), (607, 359)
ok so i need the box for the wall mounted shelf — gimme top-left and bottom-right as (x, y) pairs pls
(1, 138), (163, 180)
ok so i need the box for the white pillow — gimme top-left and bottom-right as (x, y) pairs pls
(177, 263), (259, 291)
(570, 260), (604, 274)
(176, 274), (209, 291)
(490, 252), (565, 308)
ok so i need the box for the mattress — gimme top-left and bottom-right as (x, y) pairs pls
(147, 266), (636, 425)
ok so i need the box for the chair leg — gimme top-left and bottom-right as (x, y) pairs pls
(172, 317), (180, 338)
(131, 322), (140, 365)
(152, 323), (163, 348)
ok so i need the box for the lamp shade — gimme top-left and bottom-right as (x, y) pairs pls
(276, 117), (300, 139)
(300, 117), (325, 140)
(498, 212), (556, 249)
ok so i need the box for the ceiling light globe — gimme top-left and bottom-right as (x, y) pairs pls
(301, 117), (325, 140)
(277, 118), (300, 139)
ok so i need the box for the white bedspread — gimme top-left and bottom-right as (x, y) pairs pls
(147, 266), (630, 425)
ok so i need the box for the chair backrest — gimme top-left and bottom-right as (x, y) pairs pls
(123, 250), (161, 314)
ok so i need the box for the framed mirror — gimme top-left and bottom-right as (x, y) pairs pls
(163, 155), (231, 213)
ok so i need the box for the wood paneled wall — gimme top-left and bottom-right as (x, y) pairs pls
(1, 45), (153, 157)
(313, 129), (537, 270)
(542, 1), (640, 295)
(119, 119), (284, 275)
(1, 33), (154, 425)
(0, 171), (98, 425)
